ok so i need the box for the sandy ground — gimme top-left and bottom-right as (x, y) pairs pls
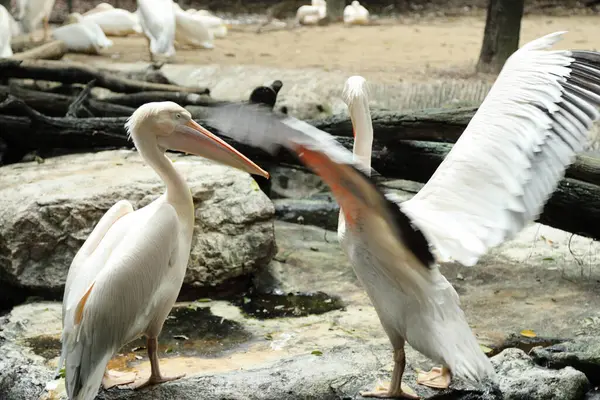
(64, 14), (600, 84)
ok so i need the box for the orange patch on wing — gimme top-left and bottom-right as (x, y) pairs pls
(294, 144), (359, 226)
(75, 282), (96, 325)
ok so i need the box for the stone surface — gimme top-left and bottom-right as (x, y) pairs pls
(274, 198), (339, 231)
(269, 166), (328, 199)
(531, 337), (600, 386)
(491, 348), (589, 400)
(1, 221), (597, 400)
(0, 150), (275, 295)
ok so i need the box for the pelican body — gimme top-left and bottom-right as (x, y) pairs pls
(13, 0), (56, 41)
(343, 1), (369, 25)
(0, 5), (13, 57)
(136, 0), (176, 61)
(76, 8), (142, 37)
(58, 102), (268, 400)
(202, 31), (600, 398)
(54, 16), (113, 54)
(172, 2), (214, 49)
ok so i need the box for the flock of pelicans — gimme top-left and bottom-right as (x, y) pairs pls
(48, 29), (600, 400)
(0, 0), (371, 59)
(0, 0), (228, 59)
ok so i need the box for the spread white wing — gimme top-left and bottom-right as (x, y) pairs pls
(400, 31), (600, 266)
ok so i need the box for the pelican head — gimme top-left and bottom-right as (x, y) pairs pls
(126, 101), (269, 178)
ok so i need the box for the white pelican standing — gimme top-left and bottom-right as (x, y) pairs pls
(13, 0), (56, 41)
(0, 5), (13, 58)
(136, 0), (176, 61)
(204, 32), (600, 398)
(57, 102), (269, 400)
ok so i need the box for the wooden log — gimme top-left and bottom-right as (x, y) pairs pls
(0, 59), (210, 94)
(310, 107), (476, 143)
(11, 40), (68, 61)
(0, 84), (134, 117)
(10, 36), (53, 54)
(106, 91), (218, 108)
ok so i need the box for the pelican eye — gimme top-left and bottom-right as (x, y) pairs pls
(176, 113), (182, 119)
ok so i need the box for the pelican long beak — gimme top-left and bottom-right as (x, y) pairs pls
(168, 120), (270, 178)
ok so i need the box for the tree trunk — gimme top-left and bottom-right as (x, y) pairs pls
(476, 0), (525, 74)
(327, 0), (345, 22)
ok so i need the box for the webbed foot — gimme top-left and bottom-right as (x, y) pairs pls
(360, 381), (420, 399)
(416, 366), (451, 389)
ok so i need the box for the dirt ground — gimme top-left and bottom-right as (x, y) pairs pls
(64, 14), (600, 84)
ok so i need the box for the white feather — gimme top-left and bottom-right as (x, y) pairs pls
(136, 0), (176, 58)
(0, 5), (13, 58)
(401, 31), (600, 266)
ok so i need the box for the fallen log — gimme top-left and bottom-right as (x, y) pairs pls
(0, 59), (210, 94)
(311, 106), (476, 143)
(10, 36), (53, 54)
(11, 40), (68, 61)
(0, 84), (134, 117)
(106, 91), (218, 108)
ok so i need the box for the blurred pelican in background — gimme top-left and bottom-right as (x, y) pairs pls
(136, 0), (176, 61)
(13, 0), (56, 41)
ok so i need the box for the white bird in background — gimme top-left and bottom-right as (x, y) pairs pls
(296, 0), (327, 25)
(0, 5), (14, 58)
(13, 0), (56, 41)
(53, 16), (113, 54)
(343, 0), (369, 25)
(136, 0), (176, 61)
(74, 8), (142, 37)
(83, 2), (114, 16)
(203, 31), (600, 398)
(178, 6), (227, 38)
(57, 101), (269, 400)
(172, 3), (214, 49)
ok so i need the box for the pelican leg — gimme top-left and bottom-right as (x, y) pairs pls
(360, 346), (420, 399)
(102, 369), (137, 389)
(416, 366), (451, 389)
(131, 337), (185, 390)
(144, 35), (154, 62)
(43, 16), (50, 41)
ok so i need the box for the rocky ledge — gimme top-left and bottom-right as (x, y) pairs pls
(1, 222), (600, 400)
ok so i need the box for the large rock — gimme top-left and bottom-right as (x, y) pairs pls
(530, 337), (600, 386)
(491, 348), (589, 400)
(0, 150), (275, 297)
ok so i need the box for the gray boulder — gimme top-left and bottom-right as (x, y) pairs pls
(0, 150), (275, 295)
(491, 348), (589, 400)
(530, 337), (600, 386)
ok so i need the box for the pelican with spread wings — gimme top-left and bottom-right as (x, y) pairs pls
(203, 32), (600, 398)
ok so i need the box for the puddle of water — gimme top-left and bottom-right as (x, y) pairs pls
(486, 333), (565, 357)
(230, 289), (345, 320)
(22, 334), (62, 360)
(24, 306), (252, 364)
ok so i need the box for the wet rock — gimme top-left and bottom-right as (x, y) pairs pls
(0, 150), (275, 300)
(270, 165), (328, 199)
(530, 336), (600, 386)
(491, 348), (589, 400)
(274, 198), (339, 230)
